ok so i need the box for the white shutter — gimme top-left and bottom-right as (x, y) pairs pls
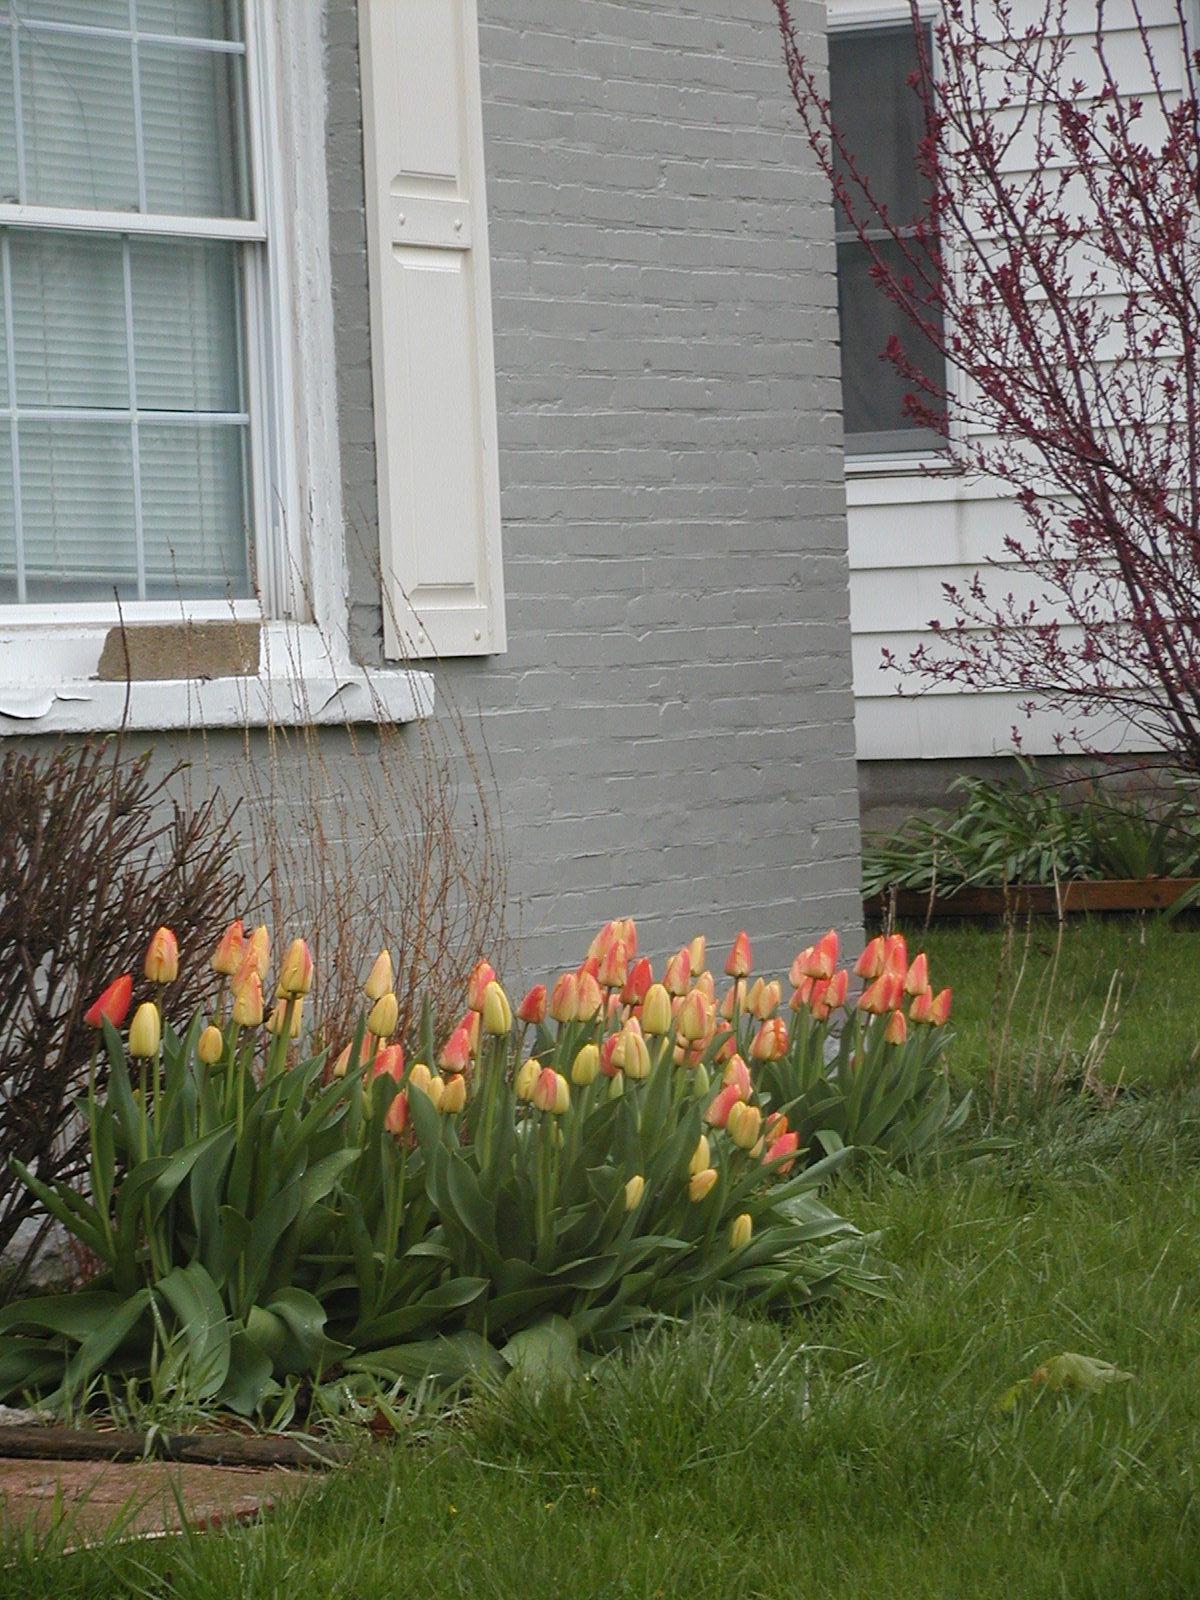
(359, 0), (506, 659)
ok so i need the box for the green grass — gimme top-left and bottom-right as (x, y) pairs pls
(7, 920), (1199, 1599)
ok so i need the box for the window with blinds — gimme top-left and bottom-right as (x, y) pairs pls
(829, 23), (948, 456)
(0, 1), (257, 605)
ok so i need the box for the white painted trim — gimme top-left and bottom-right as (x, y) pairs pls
(0, 599), (261, 627)
(0, 205), (265, 241)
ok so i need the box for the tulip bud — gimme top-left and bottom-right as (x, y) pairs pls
(231, 971), (264, 1027)
(211, 920), (245, 977)
(597, 937), (628, 991)
(144, 926), (179, 985)
(929, 987), (952, 1026)
(825, 969), (849, 1009)
(726, 1100), (762, 1151)
(904, 952), (930, 998)
(748, 1018), (788, 1061)
(609, 1071), (625, 1099)
(618, 918), (638, 958)
(624, 1174), (645, 1211)
(367, 991), (399, 1038)
(517, 984), (547, 1025)
(858, 974), (903, 1016)
(766, 1130), (800, 1174)
(729, 1213), (753, 1251)
(578, 955), (601, 983)
(84, 973), (134, 1030)
(620, 1019), (651, 1080)
(481, 981), (513, 1036)
(515, 1058), (540, 1100)
(575, 971), (603, 1020)
(439, 1026), (473, 1073)
(372, 1044), (406, 1082)
(745, 977), (765, 1018)
(197, 1023), (224, 1065)
(267, 997), (304, 1038)
(128, 1001), (161, 1058)
(363, 949), (393, 1002)
(571, 1042), (600, 1086)
(692, 1062), (710, 1097)
(884, 1009), (908, 1046)
(384, 1091), (410, 1137)
(855, 936), (886, 980)
(331, 1042), (353, 1079)
(466, 959), (497, 1013)
(689, 1135), (711, 1177)
(620, 957), (652, 1008)
(588, 921), (617, 962)
(705, 1082), (741, 1129)
(425, 1074), (445, 1111)
(533, 1067), (569, 1114)
(663, 947), (692, 997)
(687, 935), (707, 976)
(276, 938), (314, 999)
(720, 979), (746, 1022)
(600, 1032), (622, 1077)
(548, 972), (578, 1022)
(440, 1073), (467, 1114)
(676, 989), (712, 1043)
(246, 926), (270, 981)
(722, 1054), (753, 1100)
(688, 1166), (718, 1202)
(641, 983), (672, 1036)
(883, 934), (908, 983)
(724, 930), (751, 979)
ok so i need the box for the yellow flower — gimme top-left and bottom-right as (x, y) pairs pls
(128, 1002), (161, 1059)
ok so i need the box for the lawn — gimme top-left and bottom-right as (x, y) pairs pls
(7, 918), (1199, 1600)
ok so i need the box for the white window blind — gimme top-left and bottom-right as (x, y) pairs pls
(0, 0), (258, 606)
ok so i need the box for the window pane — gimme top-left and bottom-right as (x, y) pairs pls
(137, 0), (243, 40)
(10, 232), (128, 408)
(19, 3), (128, 24)
(19, 420), (137, 600)
(20, 32), (138, 209)
(829, 27), (931, 231)
(140, 422), (249, 598)
(0, 441), (15, 601)
(837, 238), (946, 444)
(132, 238), (241, 411)
(0, 30), (17, 204)
(140, 43), (249, 217)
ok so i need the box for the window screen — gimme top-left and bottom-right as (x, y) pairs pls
(829, 24), (947, 456)
(0, 1), (254, 604)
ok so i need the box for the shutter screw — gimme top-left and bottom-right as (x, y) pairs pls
(474, 629), (482, 641)
(454, 218), (463, 232)
(398, 212), (406, 225)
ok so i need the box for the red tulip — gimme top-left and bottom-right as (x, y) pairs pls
(855, 936), (886, 980)
(663, 947), (692, 997)
(517, 984), (547, 1025)
(621, 957), (653, 1008)
(765, 1130), (800, 1175)
(705, 1082), (741, 1129)
(372, 1044), (406, 1082)
(439, 1026), (473, 1073)
(466, 960), (496, 1013)
(84, 973), (134, 1029)
(724, 930), (752, 979)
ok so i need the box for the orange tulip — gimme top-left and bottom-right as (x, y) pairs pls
(929, 987), (952, 1026)
(84, 973), (133, 1029)
(144, 926), (179, 985)
(854, 936), (886, 980)
(246, 926), (270, 981)
(466, 960), (497, 1013)
(211, 920), (245, 977)
(231, 970), (264, 1027)
(705, 1082), (741, 1129)
(372, 1043), (406, 1082)
(597, 937), (628, 991)
(384, 1091), (410, 1137)
(663, 947), (692, 997)
(884, 1009), (908, 1046)
(676, 989), (712, 1043)
(533, 1067), (569, 1114)
(575, 971), (603, 1020)
(724, 930), (751, 979)
(749, 1018), (788, 1061)
(765, 1130), (800, 1174)
(439, 1026), (473, 1073)
(621, 956), (653, 1008)
(277, 938), (314, 998)
(517, 984), (547, 1025)
(722, 1054), (753, 1101)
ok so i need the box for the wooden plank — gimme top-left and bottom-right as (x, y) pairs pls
(0, 1426), (351, 1469)
(864, 877), (1200, 920)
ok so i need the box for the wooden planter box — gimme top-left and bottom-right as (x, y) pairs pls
(863, 876), (1200, 922)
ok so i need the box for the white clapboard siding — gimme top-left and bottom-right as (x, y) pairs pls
(359, 0), (506, 659)
(833, 0), (1188, 758)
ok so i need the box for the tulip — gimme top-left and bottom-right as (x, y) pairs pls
(267, 997), (304, 1038)
(676, 989), (712, 1043)
(605, 990), (623, 1024)
(766, 1130), (800, 1174)
(694, 970), (716, 1005)
(458, 1009), (481, 1053)
(687, 935), (707, 976)
(439, 1026), (473, 1073)
(572, 1042), (600, 1086)
(764, 1111), (789, 1142)
(575, 971), (603, 1020)
(384, 1091), (410, 1137)
(882, 933), (908, 983)
(749, 1018), (788, 1061)
(722, 1054), (753, 1100)
(197, 1023), (224, 1065)
(534, 1067), (569, 1114)
(825, 969), (849, 1009)
(466, 959), (497, 1013)
(724, 930), (751, 979)
(128, 1001), (161, 1058)
(904, 952), (929, 998)
(812, 929), (841, 980)
(363, 949), (393, 1002)
(277, 938), (314, 998)
(720, 979), (746, 1021)
(331, 1042), (353, 1079)
(693, 1061), (710, 1097)
(618, 917), (639, 958)
(729, 1213), (753, 1251)
(367, 991), (399, 1038)
(144, 926), (179, 985)
(588, 921), (616, 962)
(578, 955), (600, 983)
(231, 971), (264, 1027)
(546, 971), (574, 1025)
(688, 1166), (718, 1202)
(745, 977), (765, 1018)
(621, 957), (653, 1008)
(84, 973), (133, 1030)
(620, 1019), (652, 1080)
(663, 947), (691, 997)
(929, 987), (952, 1026)
(517, 984), (547, 1025)
(884, 1009), (908, 1046)
(705, 1082), (741, 1129)
(855, 935), (886, 980)
(409, 1061), (434, 1095)
(597, 937), (628, 991)
(624, 1174), (645, 1211)
(858, 974), (902, 1016)
(713, 1025), (736, 1064)
(726, 1100), (762, 1151)
(689, 1134), (711, 1177)
(440, 1073), (467, 1114)
(600, 1032), (622, 1077)
(481, 980), (513, 1036)
(372, 1044), (406, 1082)
(641, 983), (672, 1036)
(211, 920), (245, 977)
(788, 980), (813, 1012)
(246, 925), (270, 980)
(426, 1074), (445, 1111)
(515, 1058), (540, 1100)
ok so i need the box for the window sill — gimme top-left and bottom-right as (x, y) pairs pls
(0, 622), (434, 735)
(845, 451), (959, 478)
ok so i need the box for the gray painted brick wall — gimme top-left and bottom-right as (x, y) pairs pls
(325, 0), (862, 979)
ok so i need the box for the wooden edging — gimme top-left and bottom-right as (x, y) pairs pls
(0, 1426), (352, 1470)
(864, 876), (1200, 921)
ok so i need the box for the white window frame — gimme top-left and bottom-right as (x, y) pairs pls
(0, 2), (430, 732)
(827, 1), (964, 478)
